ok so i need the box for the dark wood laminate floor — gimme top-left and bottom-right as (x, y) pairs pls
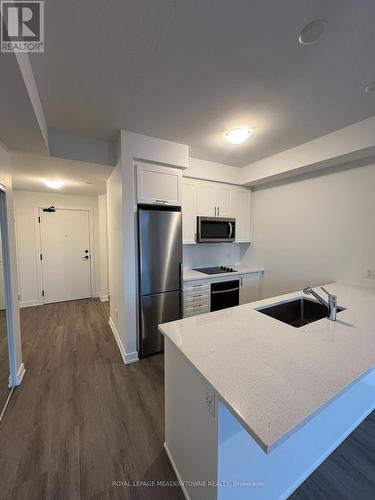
(0, 299), (183, 500)
(0, 298), (373, 500)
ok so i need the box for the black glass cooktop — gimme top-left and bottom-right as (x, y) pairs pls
(194, 266), (237, 275)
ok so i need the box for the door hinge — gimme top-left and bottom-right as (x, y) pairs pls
(40, 254), (42, 261)
(38, 216), (41, 223)
(42, 290), (45, 297)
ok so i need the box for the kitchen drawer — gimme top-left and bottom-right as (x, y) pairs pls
(184, 292), (210, 304)
(184, 302), (210, 317)
(184, 283), (209, 294)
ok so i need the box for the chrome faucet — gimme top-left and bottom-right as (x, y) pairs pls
(303, 286), (337, 321)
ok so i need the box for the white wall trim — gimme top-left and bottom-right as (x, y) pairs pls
(164, 443), (190, 500)
(20, 299), (42, 308)
(15, 363), (25, 386)
(108, 316), (139, 365)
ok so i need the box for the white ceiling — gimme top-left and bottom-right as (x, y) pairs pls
(29, 0), (375, 166)
(11, 151), (113, 196)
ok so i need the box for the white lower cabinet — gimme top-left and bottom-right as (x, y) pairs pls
(183, 282), (210, 317)
(183, 272), (262, 317)
(239, 273), (261, 305)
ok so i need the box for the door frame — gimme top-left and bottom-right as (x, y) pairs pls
(0, 184), (18, 390)
(35, 206), (96, 305)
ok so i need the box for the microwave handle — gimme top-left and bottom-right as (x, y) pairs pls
(228, 221), (233, 239)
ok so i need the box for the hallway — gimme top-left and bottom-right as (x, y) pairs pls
(0, 299), (182, 500)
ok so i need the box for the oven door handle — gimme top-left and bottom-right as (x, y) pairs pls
(211, 287), (239, 295)
(228, 222), (233, 239)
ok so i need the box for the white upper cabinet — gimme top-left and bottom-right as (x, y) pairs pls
(216, 185), (232, 217)
(197, 181), (232, 217)
(197, 182), (217, 216)
(182, 179), (197, 244)
(182, 178), (252, 244)
(231, 188), (251, 242)
(136, 162), (182, 206)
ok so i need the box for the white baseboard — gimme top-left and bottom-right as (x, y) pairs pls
(20, 299), (42, 308)
(99, 294), (109, 302)
(15, 363), (25, 386)
(108, 317), (139, 365)
(164, 443), (190, 500)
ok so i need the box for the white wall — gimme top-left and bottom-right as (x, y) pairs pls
(106, 163), (125, 353)
(183, 243), (243, 270)
(118, 131), (188, 362)
(185, 157), (241, 185)
(242, 160), (375, 299)
(0, 143), (23, 384)
(14, 190), (103, 306)
(98, 194), (108, 298)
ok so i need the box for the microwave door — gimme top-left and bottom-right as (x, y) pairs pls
(198, 217), (235, 242)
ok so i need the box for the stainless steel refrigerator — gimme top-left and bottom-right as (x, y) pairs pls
(138, 206), (182, 357)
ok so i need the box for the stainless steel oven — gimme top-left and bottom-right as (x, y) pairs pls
(210, 279), (240, 311)
(197, 217), (236, 243)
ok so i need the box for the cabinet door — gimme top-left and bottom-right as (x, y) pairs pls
(137, 162), (182, 206)
(216, 185), (232, 217)
(239, 274), (261, 305)
(197, 182), (217, 216)
(182, 180), (197, 244)
(231, 188), (251, 242)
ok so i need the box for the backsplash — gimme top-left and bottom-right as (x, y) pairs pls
(183, 243), (242, 269)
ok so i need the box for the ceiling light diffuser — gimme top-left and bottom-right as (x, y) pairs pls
(43, 179), (65, 189)
(298, 20), (327, 45)
(365, 81), (375, 93)
(225, 127), (252, 145)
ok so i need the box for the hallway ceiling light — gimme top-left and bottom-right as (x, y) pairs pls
(365, 81), (375, 93)
(43, 179), (65, 189)
(298, 20), (327, 45)
(224, 127), (253, 144)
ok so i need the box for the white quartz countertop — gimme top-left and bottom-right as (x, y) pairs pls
(159, 283), (375, 453)
(183, 267), (264, 282)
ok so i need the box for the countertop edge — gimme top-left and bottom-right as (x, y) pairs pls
(183, 268), (265, 283)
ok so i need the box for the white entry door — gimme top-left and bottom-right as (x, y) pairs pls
(39, 208), (92, 304)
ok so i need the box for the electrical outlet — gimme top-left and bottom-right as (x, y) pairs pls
(367, 269), (375, 280)
(205, 387), (215, 418)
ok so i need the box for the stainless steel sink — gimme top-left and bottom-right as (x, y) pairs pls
(256, 297), (345, 328)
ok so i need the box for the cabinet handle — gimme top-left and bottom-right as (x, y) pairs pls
(214, 206), (217, 217)
(155, 200), (167, 204)
(241, 277), (243, 286)
(218, 206), (220, 216)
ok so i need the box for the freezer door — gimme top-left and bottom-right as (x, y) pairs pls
(140, 290), (182, 357)
(138, 209), (182, 295)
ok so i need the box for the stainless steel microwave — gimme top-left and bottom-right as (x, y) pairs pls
(197, 217), (236, 243)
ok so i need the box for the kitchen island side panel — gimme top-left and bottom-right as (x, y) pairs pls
(164, 338), (218, 500)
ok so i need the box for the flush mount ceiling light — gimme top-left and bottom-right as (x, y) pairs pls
(298, 20), (327, 45)
(224, 127), (253, 144)
(43, 179), (65, 189)
(365, 81), (375, 94)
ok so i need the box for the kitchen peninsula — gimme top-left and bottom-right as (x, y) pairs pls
(159, 283), (375, 500)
